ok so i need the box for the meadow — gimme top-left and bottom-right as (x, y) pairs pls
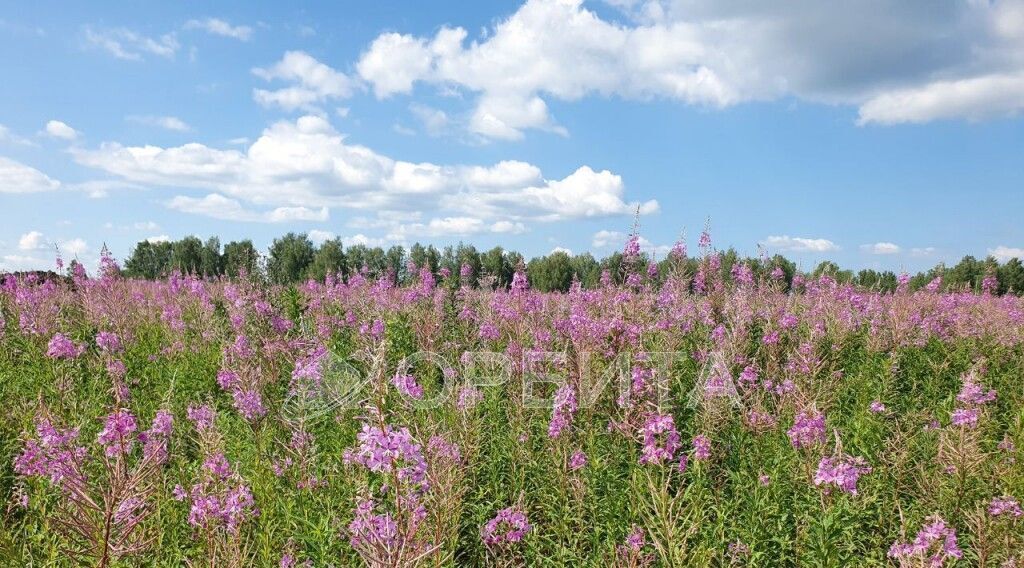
(1, 237), (1022, 567)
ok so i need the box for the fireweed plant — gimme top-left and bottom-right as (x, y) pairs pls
(0, 233), (1022, 566)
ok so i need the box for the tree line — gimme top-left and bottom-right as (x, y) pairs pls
(118, 233), (1024, 295)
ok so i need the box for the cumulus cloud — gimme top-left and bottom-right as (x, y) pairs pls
(990, 245), (1024, 262)
(83, 26), (179, 61)
(0, 157), (61, 193)
(592, 229), (670, 255)
(184, 18), (253, 41)
(45, 120), (79, 140)
(146, 235), (171, 243)
(167, 193), (329, 223)
(860, 242), (901, 255)
(490, 220), (527, 234)
(0, 124), (36, 146)
(308, 229), (337, 245)
(858, 73), (1024, 124)
(127, 115), (191, 132)
(1, 254), (51, 271)
(252, 51), (354, 111)
(761, 235), (839, 253)
(72, 115), (657, 231)
(351, 0), (1024, 138)
(60, 238), (89, 256)
(18, 231), (47, 251)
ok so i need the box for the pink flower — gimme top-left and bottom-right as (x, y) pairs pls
(639, 414), (680, 464)
(47, 333), (83, 359)
(692, 435), (711, 461)
(97, 410), (138, 458)
(988, 496), (1023, 518)
(787, 411), (826, 449)
(548, 385), (577, 439)
(569, 451), (587, 471)
(391, 373), (424, 399)
(888, 516), (962, 565)
(187, 404), (216, 432)
(481, 507), (531, 546)
(814, 455), (871, 495)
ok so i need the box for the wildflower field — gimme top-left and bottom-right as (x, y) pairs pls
(1, 240), (1022, 567)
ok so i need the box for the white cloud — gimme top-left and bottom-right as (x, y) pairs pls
(457, 166), (658, 221)
(1, 254), (50, 271)
(860, 242), (901, 255)
(18, 231), (47, 251)
(592, 230), (626, 249)
(761, 235), (839, 253)
(490, 220), (527, 234)
(83, 26), (179, 61)
(184, 18), (253, 41)
(592, 229), (670, 255)
(550, 246), (573, 255)
(0, 124), (36, 146)
(395, 216), (487, 238)
(127, 115), (191, 132)
(990, 245), (1024, 262)
(133, 221), (160, 231)
(308, 229), (337, 245)
(0, 157), (61, 193)
(351, 0), (1024, 138)
(45, 120), (79, 140)
(146, 235), (171, 244)
(910, 247), (937, 257)
(253, 51), (354, 111)
(59, 238), (89, 256)
(858, 73), (1024, 125)
(73, 115), (657, 228)
(167, 193), (329, 223)
(65, 179), (146, 198)
(342, 234), (390, 248)
(464, 160), (542, 189)
(409, 103), (449, 135)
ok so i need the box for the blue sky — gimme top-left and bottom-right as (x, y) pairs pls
(2, 0), (1023, 274)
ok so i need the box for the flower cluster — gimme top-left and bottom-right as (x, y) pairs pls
(813, 454), (872, 495)
(481, 506), (531, 546)
(638, 413), (680, 465)
(14, 419), (86, 489)
(548, 384), (577, 439)
(888, 516), (962, 565)
(175, 452), (257, 534)
(787, 410), (827, 449)
(989, 496), (1023, 518)
(692, 434), (712, 461)
(951, 371), (997, 429)
(47, 332), (84, 359)
(95, 331), (123, 353)
(391, 373), (424, 400)
(97, 409), (138, 458)
(343, 423), (428, 490)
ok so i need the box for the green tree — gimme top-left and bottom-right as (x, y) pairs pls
(267, 232), (315, 284)
(223, 240), (259, 278)
(571, 253), (601, 288)
(124, 240), (173, 279)
(307, 238), (346, 281)
(170, 236), (204, 275)
(528, 251), (574, 292)
(200, 237), (222, 277)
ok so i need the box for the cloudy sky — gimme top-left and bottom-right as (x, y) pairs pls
(2, 0), (1023, 273)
